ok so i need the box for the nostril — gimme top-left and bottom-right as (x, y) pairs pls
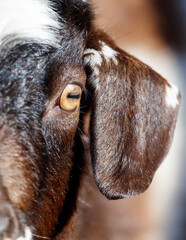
(0, 215), (9, 233)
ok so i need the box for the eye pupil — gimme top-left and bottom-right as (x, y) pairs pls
(67, 94), (81, 99)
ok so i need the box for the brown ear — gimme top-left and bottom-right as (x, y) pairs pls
(83, 32), (180, 200)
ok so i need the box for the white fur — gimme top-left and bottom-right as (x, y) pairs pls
(83, 44), (118, 91)
(83, 46), (118, 91)
(100, 41), (118, 65)
(83, 49), (102, 91)
(4, 227), (32, 240)
(17, 227), (32, 240)
(83, 42), (119, 67)
(84, 48), (103, 66)
(0, 0), (61, 47)
(165, 83), (179, 108)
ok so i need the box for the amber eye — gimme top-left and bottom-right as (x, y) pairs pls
(60, 84), (82, 111)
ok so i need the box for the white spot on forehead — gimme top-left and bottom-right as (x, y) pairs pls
(165, 83), (179, 108)
(0, 0), (61, 47)
(100, 41), (118, 65)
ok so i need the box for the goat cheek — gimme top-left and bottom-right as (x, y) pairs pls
(33, 117), (79, 236)
(0, 136), (35, 210)
(43, 109), (80, 148)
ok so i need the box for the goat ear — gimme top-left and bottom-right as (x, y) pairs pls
(83, 32), (180, 200)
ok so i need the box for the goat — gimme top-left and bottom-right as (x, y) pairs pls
(0, 0), (180, 239)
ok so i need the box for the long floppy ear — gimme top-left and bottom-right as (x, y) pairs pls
(83, 31), (180, 200)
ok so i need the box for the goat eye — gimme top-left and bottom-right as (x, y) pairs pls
(60, 84), (82, 111)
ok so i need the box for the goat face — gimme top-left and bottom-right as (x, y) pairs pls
(0, 0), (180, 239)
(0, 1), (90, 238)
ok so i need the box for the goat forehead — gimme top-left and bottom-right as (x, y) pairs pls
(0, 0), (61, 48)
(0, 43), (48, 89)
(0, 0), (92, 49)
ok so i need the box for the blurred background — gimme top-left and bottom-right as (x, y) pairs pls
(89, 0), (186, 239)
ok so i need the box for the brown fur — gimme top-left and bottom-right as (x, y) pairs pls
(0, 1), (180, 239)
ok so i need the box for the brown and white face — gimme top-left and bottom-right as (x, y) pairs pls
(0, 49), (86, 240)
(0, 0), (89, 238)
(0, 0), (180, 239)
